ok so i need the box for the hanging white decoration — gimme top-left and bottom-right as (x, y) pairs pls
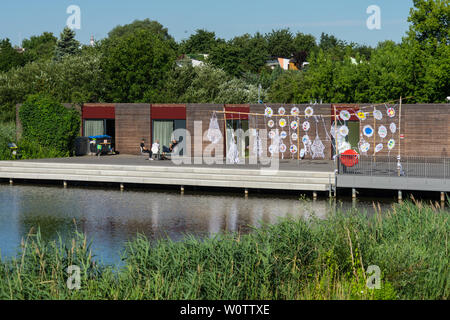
(387, 107), (396, 118)
(356, 111), (367, 121)
(265, 107), (273, 117)
(279, 144), (287, 153)
(387, 139), (396, 150)
(206, 112), (222, 144)
(373, 109), (383, 121)
(302, 135), (310, 145)
(227, 132), (240, 164)
(278, 107), (286, 115)
(290, 145), (298, 154)
(290, 121), (298, 130)
(268, 130), (276, 139)
(378, 125), (387, 139)
(363, 125), (374, 137)
(358, 139), (370, 154)
(300, 148), (306, 158)
(279, 118), (287, 128)
(280, 131), (287, 139)
(339, 125), (349, 137)
(302, 121), (310, 131)
(340, 110), (351, 121)
(338, 142), (351, 154)
(375, 143), (383, 153)
(390, 123), (397, 134)
(291, 107), (300, 116)
(268, 120), (275, 128)
(305, 106), (314, 117)
(292, 133), (298, 141)
(311, 134), (325, 159)
(252, 130), (263, 157)
(330, 126), (336, 139)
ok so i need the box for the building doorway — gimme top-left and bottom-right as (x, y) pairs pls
(226, 119), (249, 159)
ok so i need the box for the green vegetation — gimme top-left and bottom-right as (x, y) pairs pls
(18, 94), (80, 156)
(0, 200), (447, 300)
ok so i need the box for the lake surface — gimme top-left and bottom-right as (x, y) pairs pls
(0, 183), (394, 265)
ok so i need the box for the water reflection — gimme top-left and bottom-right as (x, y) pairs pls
(0, 184), (390, 264)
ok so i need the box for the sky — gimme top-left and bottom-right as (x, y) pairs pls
(0, 0), (414, 47)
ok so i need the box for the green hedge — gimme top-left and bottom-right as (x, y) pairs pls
(18, 94), (80, 155)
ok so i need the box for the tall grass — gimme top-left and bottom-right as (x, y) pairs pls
(0, 200), (448, 300)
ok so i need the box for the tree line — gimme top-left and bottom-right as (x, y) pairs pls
(0, 0), (448, 122)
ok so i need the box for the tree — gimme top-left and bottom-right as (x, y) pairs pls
(407, 0), (449, 46)
(293, 32), (317, 56)
(102, 29), (176, 102)
(181, 64), (230, 103)
(208, 42), (246, 77)
(54, 27), (80, 61)
(107, 19), (177, 51)
(180, 29), (222, 54)
(0, 49), (106, 110)
(22, 32), (57, 63)
(265, 29), (295, 58)
(0, 38), (25, 72)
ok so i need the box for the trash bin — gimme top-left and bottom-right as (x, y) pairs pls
(75, 137), (90, 156)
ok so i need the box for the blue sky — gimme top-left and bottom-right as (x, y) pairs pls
(1, 0), (413, 47)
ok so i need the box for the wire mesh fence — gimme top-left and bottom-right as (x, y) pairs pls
(338, 155), (450, 179)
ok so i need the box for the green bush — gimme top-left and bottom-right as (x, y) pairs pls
(0, 122), (16, 160)
(18, 94), (80, 155)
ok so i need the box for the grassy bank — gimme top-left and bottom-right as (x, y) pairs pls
(0, 200), (448, 300)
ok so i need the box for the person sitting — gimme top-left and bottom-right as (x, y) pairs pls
(140, 139), (153, 160)
(162, 139), (179, 159)
(151, 140), (160, 160)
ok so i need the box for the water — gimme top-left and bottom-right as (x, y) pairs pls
(0, 183), (393, 265)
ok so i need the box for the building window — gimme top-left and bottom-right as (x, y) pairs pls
(152, 120), (174, 148)
(84, 120), (104, 137)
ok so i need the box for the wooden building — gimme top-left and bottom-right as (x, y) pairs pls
(75, 103), (450, 159)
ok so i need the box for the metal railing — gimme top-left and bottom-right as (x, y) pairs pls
(338, 155), (450, 179)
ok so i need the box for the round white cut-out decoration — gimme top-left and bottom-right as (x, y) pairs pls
(363, 125), (374, 138)
(378, 125), (387, 139)
(340, 110), (351, 121)
(290, 121), (298, 130)
(375, 143), (383, 153)
(305, 107), (314, 117)
(390, 123), (397, 134)
(302, 121), (310, 131)
(339, 125), (349, 137)
(388, 139), (396, 150)
(373, 109), (383, 121)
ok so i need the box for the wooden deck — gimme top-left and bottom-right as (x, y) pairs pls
(0, 156), (336, 192)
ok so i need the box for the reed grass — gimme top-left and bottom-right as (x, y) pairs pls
(0, 199), (448, 300)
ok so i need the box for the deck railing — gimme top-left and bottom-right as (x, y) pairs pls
(337, 155), (450, 179)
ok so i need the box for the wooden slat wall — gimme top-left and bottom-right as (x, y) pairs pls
(402, 104), (450, 158)
(115, 103), (151, 155)
(185, 104), (226, 158)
